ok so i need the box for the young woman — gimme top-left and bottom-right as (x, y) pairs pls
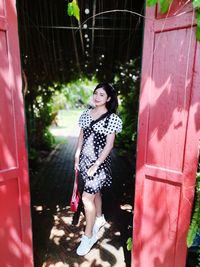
(74, 82), (122, 256)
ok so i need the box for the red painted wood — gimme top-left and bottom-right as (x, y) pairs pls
(0, 0), (33, 266)
(132, 2), (200, 267)
(156, 0), (191, 19)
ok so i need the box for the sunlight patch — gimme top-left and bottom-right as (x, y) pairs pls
(120, 204), (133, 212)
(49, 227), (65, 245)
(114, 231), (121, 236)
(43, 262), (68, 267)
(33, 205), (44, 211)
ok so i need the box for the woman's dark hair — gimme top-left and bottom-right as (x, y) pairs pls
(93, 82), (118, 113)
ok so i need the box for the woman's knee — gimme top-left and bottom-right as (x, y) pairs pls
(82, 192), (95, 207)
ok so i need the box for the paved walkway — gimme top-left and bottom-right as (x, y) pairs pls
(30, 123), (135, 267)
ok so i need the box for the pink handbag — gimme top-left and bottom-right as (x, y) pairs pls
(70, 169), (80, 212)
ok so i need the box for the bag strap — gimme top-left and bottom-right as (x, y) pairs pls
(90, 111), (110, 127)
(104, 113), (111, 128)
(72, 169), (78, 196)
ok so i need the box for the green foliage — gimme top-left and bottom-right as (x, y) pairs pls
(67, 0), (80, 21)
(33, 96), (55, 150)
(187, 159), (200, 267)
(62, 77), (96, 108)
(25, 83), (55, 159)
(42, 127), (55, 150)
(193, 0), (200, 9)
(114, 59), (140, 163)
(146, 0), (200, 41)
(29, 147), (38, 161)
(193, 0), (200, 41)
(160, 0), (173, 13)
(187, 171), (200, 247)
(25, 77), (96, 168)
(51, 90), (67, 112)
(127, 237), (133, 251)
(147, 0), (158, 6)
(196, 11), (200, 41)
(147, 0), (172, 13)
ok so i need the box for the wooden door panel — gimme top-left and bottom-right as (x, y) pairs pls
(0, 30), (17, 170)
(174, 37), (200, 267)
(156, 0), (191, 19)
(0, 179), (23, 266)
(132, 2), (200, 266)
(146, 28), (196, 172)
(0, 0), (5, 16)
(140, 177), (181, 266)
(0, 1), (34, 266)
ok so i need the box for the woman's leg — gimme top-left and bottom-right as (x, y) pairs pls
(93, 191), (106, 235)
(82, 191), (96, 237)
(94, 192), (102, 217)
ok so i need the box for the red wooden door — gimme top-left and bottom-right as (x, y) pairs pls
(132, 1), (200, 267)
(0, 1), (33, 266)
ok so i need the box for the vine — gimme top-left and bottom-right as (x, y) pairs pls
(147, 0), (200, 41)
(67, 0), (80, 22)
(66, 0), (200, 41)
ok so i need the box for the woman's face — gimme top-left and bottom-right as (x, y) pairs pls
(93, 87), (110, 107)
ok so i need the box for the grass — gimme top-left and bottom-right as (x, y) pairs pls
(57, 109), (83, 128)
(49, 109), (83, 144)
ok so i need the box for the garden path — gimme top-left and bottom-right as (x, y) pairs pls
(30, 117), (134, 267)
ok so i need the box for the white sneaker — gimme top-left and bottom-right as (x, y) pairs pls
(76, 234), (97, 256)
(93, 214), (106, 235)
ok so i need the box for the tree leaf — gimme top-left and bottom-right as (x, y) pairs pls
(187, 223), (198, 247)
(196, 26), (200, 41)
(73, 0), (80, 21)
(67, 0), (80, 22)
(197, 11), (200, 41)
(67, 2), (74, 16)
(160, 0), (172, 14)
(126, 237), (132, 251)
(147, 0), (158, 6)
(196, 11), (200, 27)
(193, 0), (200, 9)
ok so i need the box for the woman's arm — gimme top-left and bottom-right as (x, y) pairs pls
(87, 133), (115, 176)
(74, 128), (83, 170)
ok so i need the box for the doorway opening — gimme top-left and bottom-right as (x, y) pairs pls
(17, 0), (144, 266)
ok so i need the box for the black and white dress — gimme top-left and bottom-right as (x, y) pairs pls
(78, 108), (122, 194)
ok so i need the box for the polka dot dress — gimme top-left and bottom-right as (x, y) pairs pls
(78, 108), (122, 194)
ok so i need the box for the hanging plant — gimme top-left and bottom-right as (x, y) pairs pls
(147, 0), (173, 13)
(147, 0), (200, 41)
(67, 0), (80, 22)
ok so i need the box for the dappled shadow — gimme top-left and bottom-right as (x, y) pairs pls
(102, 189), (133, 266)
(132, 3), (200, 266)
(30, 133), (134, 266)
(32, 203), (133, 267)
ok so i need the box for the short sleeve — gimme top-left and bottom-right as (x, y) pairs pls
(104, 113), (122, 135)
(78, 109), (91, 128)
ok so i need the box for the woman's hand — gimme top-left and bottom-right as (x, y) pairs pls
(87, 164), (98, 177)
